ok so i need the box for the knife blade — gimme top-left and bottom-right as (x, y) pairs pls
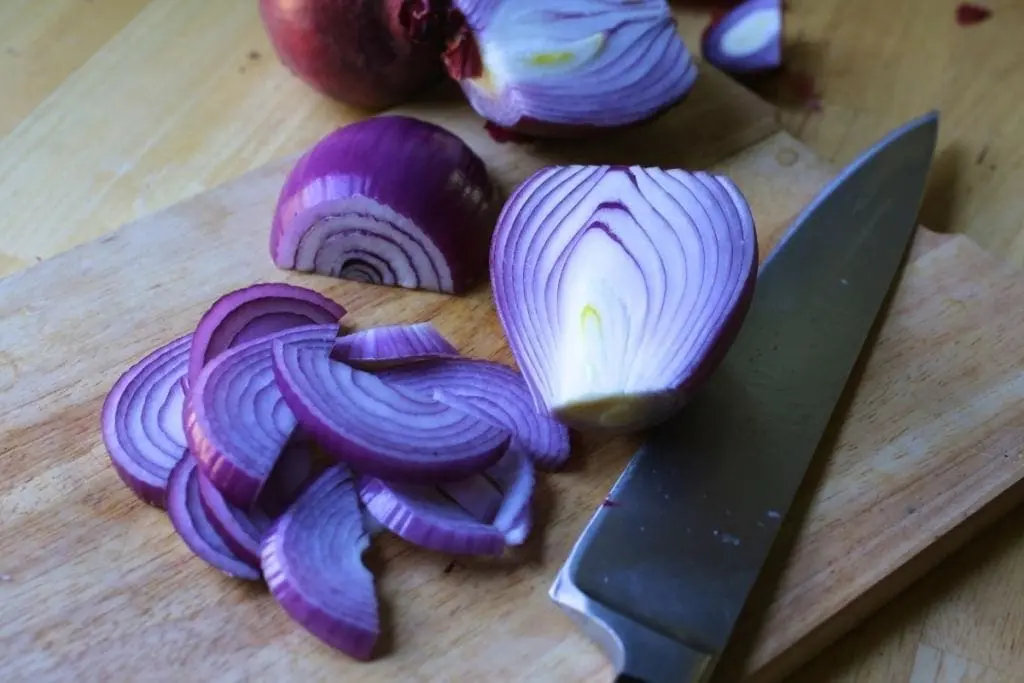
(549, 110), (940, 683)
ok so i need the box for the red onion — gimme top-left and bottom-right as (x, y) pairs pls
(379, 358), (571, 470)
(271, 326), (511, 481)
(187, 283), (345, 388)
(100, 334), (191, 508)
(701, 0), (783, 75)
(330, 322), (459, 369)
(261, 465), (379, 660)
(197, 474), (272, 567)
(270, 116), (498, 294)
(258, 0), (447, 110)
(359, 447), (533, 555)
(490, 165), (758, 433)
(443, 0), (699, 136)
(167, 455), (262, 581)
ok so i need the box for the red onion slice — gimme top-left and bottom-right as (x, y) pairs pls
(359, 447), (534, 556)
(330, 322), (459, 369)
(187, 282), (345, 388)
(100, 334), (191, 508)
(379, 358), (571, 470)
(197, 475), (272, 567)
(490, 165), (758, 432)
(271, 328), (511, 481)
(167, 455), (262, 581)
(270, 116), (498, 294)
(445, 0), (699, 135)
(261, 465), (379, 660)
(701, 0), (783, 75)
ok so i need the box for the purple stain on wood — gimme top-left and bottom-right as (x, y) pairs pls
(956, 3), (993, 26)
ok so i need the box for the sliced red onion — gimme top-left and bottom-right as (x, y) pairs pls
(261, 465), (378, 660)
(443, 0), (699, 136)
(359, 447), (533, 555)
(701, 0), (783, 75)
(379, 358), (571, 470)
(330, 322), (459, 369)
(167, 455), (262, 581)
(186, 325), (332, 508)
(187, 282), (345, 388)
(270, 116), (498, 294)
(100, 334), (191, 508)
(271, 327), (510, 481)
(198, 475), (272, 567)
(490, 165), (758, 433)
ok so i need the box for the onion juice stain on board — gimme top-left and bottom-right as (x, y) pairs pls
(956, 3), (993, 25)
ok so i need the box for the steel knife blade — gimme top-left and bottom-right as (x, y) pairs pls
(549, 111), (940, 683)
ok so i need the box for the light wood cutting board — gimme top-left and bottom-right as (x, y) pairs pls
(1, 68), (1023, 683)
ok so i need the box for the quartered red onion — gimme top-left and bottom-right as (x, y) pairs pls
(490, 165), (758, 432)
(262, 465), (379, 660)
(100, 334), (191, 508)
(187, 282), (345, 388)
(443, 0), (699, 136)
(270, 116), (498, 294)
(701, 0), (783, 75)
(379, 357), (571, 470)
(271, 326), (511, 481)
(331, 321), (459, 369)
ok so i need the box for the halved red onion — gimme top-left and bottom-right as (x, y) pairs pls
(261, 465), (379, 660)
(100, 334), (191, 508)
(701, 0), (783, 75)
(330, 322), (459, 369)
(187, 282), (345, 388)
(270, 116), (498, 294)
(490, 165), (758, 432)
(359, 447), (534, 555)
(443, 0), (699, 136)
(186, 325), (332, 508)
(167, 455), (262, 581)
(271, 326), (511, 481)
(379, 358), (571, 470)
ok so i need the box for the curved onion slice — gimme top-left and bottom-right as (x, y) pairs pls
(100, 334), (191, 508)
(261, 465), (378, 660)
(359, 447), (533, 555)
(187, 282), (345, 387)
(330, 322), (459, 369)
(271, 327), (510, 481)
(490, 165), (758, 432)
(167, 455), (261, 581)
(197, 474), (271, 567)
(379, 358), (571, 470)
(185, 326), (330, 508)
(443, 0), (699, 136)
(701, 0), (783, 75)
(270, 115), (498, 294)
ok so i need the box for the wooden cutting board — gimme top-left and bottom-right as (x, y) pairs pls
(2, 68), (1024, 683)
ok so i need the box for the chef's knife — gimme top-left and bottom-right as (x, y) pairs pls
(549, 111), (939, 683)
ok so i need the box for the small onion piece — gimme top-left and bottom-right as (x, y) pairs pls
(270, 116), (498, 294)
(271, 326), (510, 481)
(443, 0), (699, 136)
(701, 0), (783, 75)
(100, 334), (191, 508)
(359, 447), (534, 555)
(379, 358), (571, 470)
(167, 455), (262, 581)
(198, 475), (272, 567)
(330, 322), (459, 369)
(262, 465), (379, 660)
(187, 282), (345, 388)
(490, 165), (758, 433)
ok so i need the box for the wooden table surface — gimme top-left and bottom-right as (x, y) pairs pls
(2, 1), (1022, 680)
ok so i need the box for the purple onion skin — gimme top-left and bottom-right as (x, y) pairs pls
(701, 0), (783, 76)
(270, 115), (499, 294)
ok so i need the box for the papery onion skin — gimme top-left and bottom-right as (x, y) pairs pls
(331, 322), (460, 369)
(490, 164), (758, 433)
(270, 115), (498, 294)
(258, 0), (447, 110)
(187, 282), (345, 388)
(701, 0), (783, 75)
(261, 465), (379, 660)
(100, 334), (191, 508)
(444, 0), (699, 137)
